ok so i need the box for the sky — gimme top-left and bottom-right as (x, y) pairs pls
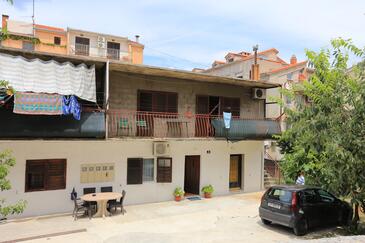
(1, 0), (365, 70)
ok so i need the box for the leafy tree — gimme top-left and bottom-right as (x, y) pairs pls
(277, 38), (365, 229)
(0, 150), (26, 218)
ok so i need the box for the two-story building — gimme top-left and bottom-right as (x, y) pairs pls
(1, 15), (144, 64)
(0, 46), (280, 218)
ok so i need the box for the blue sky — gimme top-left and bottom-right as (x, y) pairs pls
(1, 0), (365, 70)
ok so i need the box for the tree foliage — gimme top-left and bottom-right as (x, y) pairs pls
(277, 38), (365, 228)
(0, 150), (26, 218)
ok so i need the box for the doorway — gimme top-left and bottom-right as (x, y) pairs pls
(229, 155), (242, 189)
(184, 155), (200, 195)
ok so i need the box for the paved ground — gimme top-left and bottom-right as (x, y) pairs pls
(0, 192), (364, 243)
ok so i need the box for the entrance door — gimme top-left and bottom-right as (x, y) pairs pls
(229, 155), (242, 189)
(184, 156), (200, 195)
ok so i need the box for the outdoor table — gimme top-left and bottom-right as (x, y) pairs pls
(81, 192), (123, 218)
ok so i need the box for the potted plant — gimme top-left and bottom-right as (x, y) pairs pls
(173, 187), (185, 201)
(202, 185), (214, 198)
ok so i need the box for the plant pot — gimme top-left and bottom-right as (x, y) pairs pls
(175, 195), (183, 201)
(204, 192), (212, 198)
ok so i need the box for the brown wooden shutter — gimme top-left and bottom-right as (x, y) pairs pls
(46, 159), (67, 190)
(25, 160), (46, 192)
(127, 158), (143, 184)
(157, 158), (172, 183)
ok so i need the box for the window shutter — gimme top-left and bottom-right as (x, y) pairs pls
(157, 158), (172, 183)
(46, 159), (67, 190)
(127, 158), (143, 184)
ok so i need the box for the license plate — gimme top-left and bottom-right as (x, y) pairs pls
(268, 202), (281, 209)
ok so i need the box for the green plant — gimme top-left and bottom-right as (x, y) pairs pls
(173, 187), (184, 197)
(201, 185), (214, 194)
(0, 150), (26, 218)
(0, 80), (15, 95)
(277, 38), (365, 231)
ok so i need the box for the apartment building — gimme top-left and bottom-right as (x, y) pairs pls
(202, 48), (313, 180)
(0, 15), (144, 64)
(0, 46), (280, 218)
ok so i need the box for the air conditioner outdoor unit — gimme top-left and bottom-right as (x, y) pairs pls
(252, 88), (266, 99)
(153, 142), (170, 156)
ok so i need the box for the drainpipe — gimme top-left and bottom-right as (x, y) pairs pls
(105, 60), (110, 139)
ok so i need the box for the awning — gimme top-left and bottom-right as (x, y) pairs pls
(0, 53), (96, 102)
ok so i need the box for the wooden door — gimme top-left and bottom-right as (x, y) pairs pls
(184, 156), (200, 194)
(229, 155), (242, 188)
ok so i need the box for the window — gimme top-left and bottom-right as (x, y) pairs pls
(25, 159), (66, 192)
(54, 37), (61, 45)
(287, 73), (293, 81)
(317, 189), (335, 203)
(138, 91), (178, 113)
(107, 42), (120, 60)
(300, 189), (319, 204)
(22, 41), (34, 51)
(267, 188), (292, 203)
(75, 36), (90, 56)
(143, 159), (154, 182)
(196, 95), (240, 116)
(157, 157), (172, 183)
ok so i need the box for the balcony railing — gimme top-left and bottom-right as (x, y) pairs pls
(107, 110), (281, 139)
(75, 43), (90, 56)
(107, 48), (120, 60)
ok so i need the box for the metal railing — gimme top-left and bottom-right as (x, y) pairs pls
(107, 48), (120, 60)
(107, 110), (281, 139)
(75, 43), (90, 56)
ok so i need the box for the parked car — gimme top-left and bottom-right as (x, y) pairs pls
(259, 185), (352, 236)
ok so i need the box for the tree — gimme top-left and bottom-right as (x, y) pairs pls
(277, 38), (365, 229)
(0, 150), (26, 218)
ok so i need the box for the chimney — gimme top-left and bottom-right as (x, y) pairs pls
(251, 45), (260, 80)
(135, 35), (140, 43)
(2, 15), (9, 31)
(290, 55), (297, 65)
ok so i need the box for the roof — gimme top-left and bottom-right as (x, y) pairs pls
(264, 61), (307, 74)
(35, 24), (65, 33)
(0, 46), (280, 89)
(67, 27), (128, 41)
(204, 48), (281, 72)
(269, 185), (322, 191)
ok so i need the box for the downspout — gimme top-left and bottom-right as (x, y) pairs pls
(105, 60), (110, 139)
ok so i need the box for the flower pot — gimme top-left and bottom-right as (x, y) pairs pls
(175, 195), (183, 201)
(204, 192), (212, 198)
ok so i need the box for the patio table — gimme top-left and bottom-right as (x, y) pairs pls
(81, 192), (123, 218)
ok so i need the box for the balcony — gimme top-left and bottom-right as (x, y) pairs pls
(75, 43), (90, 56)
(107, 110), (281, 139)
(107, 48), (120, 60)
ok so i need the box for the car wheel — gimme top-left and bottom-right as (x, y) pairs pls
(261, 218), (272, 225)
(293, 218), (308, 236)
(341, 208), (353, 226)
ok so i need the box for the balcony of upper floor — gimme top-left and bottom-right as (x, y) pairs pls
(107, 62), (281, 140)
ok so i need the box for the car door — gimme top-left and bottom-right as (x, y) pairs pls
(298, 189), (321, 227)
(316, 189), (340, 224)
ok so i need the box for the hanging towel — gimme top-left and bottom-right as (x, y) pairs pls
(223, 112), (232, 129)
(13, 92), (63, 115)
(63, 95), (81, 120)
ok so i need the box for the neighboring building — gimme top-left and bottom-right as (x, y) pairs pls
(1, 15), (144, 64)
(1, 15), (67, 55)
(202, 48), (312, 183)
(0, 46), (280, 218)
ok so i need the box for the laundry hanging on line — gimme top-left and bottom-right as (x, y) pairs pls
(63, 95), (81, 120)
(13, 92), (63, 115)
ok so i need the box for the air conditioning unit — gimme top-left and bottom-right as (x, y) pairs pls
(153, 142), (170, 156)
(252, 88), (266, 99)
(97, 36), (106, 48)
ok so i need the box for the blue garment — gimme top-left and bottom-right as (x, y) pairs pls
(223, 112), (232, 129)
(63, 95), (81, 120)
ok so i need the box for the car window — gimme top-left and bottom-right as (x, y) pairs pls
(317, 189), (335, 203)
(267, 188), (292, 203)
(300, 189), (319, 204)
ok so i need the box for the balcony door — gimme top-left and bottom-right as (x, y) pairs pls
(229, 154), (242, 189)
(107, 42), (120, 60)
(75, 37), (90, 56)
